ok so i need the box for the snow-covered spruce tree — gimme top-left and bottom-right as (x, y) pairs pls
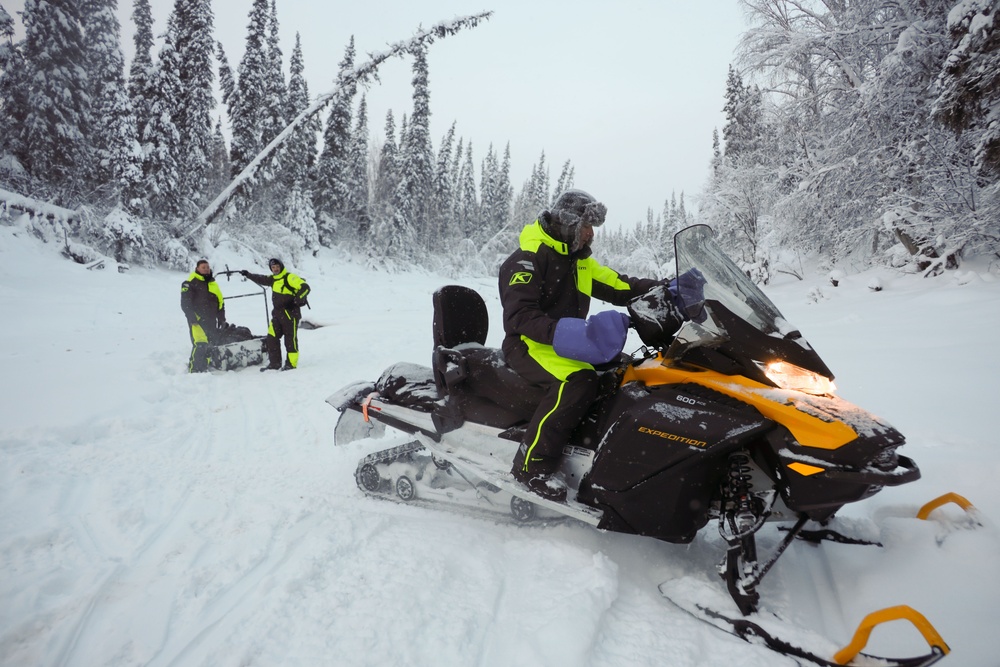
(480, 142), (514, 244)
(229, 0), (269, 176)
(344, 94), (371, 247)
(426, 121), (456, 251)
(281, 182), (318, 258)
(373, 111), (420, 265)
(260, 0), (287, 149)
(206, 117), (231, 201)
(934, 0), (1000, 177)
(400, 46), (435, 254)
(931, 0), (1000, 259)
(0, 4), (28, 186)
(19, 0), (91, 200)
(479, 144), (500, 244)
(141, 30), (183, 219)
(509, 151), (550, 228)
(314, 37), (357, 246)
(273, 32), (319, 252)
(553, 159), (574, 198)
(480, 142), (516, 260)
(127, 0), (154, 149)
(216, 40), (235, 108)
(81, 0), (142, 209)
(169, 0), (215, 214)
(447, 136), (463, 224)
(369, 109), (399, 248)
(281, 33), (317, 188)
(475, 142), (517, 268)
(702, 65), (777, 281)
(455, 141), (479, 241)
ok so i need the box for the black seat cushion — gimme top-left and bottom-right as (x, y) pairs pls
(432, 285), (489, 348)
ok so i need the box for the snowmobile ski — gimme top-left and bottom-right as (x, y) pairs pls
(660, 578), (949, 667)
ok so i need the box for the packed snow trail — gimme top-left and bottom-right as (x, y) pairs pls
(1, 229), (998, 666)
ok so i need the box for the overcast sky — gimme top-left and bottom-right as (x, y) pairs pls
(5, 0), (747, 227)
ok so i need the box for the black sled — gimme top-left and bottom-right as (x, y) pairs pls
(203, 269), (269, 371)
(328, 225), (948, 665)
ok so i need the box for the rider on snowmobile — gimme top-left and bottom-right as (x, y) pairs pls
(498, 189), (680, 501)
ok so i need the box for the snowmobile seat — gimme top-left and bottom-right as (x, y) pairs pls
(432, 285), (489, 348)
(430, 285), (544, 430)
(375, 362), (439, 412)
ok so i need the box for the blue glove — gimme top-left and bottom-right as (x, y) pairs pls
(667, 268), (707, 322)
(552, 310), (631, 365)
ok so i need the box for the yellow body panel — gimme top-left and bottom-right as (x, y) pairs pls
(621, 355), (858, 450)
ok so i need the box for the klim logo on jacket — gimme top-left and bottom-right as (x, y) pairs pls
(509, 272), (533, 285)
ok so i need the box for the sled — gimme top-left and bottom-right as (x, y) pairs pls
(328, 224), (945, 664)
(203, 269), (270, 371)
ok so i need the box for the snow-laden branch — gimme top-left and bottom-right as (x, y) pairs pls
(180, 11), (493, 241)
(0, 188), (78, 222)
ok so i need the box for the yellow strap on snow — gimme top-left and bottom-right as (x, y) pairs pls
(833, 605), (949, 665)
(916, 492), (976, 520)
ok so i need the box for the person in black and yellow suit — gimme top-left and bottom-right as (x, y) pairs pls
(498, 190), (669, 501)
(241, 258), (310, 371)
(181, 259), (226, 373)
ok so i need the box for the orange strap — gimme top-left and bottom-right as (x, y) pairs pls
(833, 605), (949, 664)
(917, 492), (976, 520)
(361, 392), (380, 422)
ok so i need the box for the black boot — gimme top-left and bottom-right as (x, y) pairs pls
(511, 464), (567, 502)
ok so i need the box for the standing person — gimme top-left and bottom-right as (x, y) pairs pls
(180, 259), (226, 373)
(240, 258), (311, 371)
(498, 189), (674, 501)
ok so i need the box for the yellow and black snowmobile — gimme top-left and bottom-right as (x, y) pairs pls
(329, 225), (948, 666)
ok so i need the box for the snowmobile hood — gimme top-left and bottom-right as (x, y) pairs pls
(519, 220), (593, 259)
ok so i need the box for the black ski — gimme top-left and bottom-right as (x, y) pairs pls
(660, 578), (948, 667)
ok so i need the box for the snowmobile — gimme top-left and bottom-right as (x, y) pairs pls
(203, 269), (268, 371)
(328, 225), (949, 665)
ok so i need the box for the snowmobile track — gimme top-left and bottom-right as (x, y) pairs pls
(354, 440), (565, 527)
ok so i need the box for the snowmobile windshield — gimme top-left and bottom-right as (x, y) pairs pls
(673, 225), (790, 337)
(668, 225), (834, 384)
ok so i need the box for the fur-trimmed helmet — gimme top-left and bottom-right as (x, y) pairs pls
(540, 189), (607, 251)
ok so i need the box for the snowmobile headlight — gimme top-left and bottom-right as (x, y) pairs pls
(758, 361), (836, 395)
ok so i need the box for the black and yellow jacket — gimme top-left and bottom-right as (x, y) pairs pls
(246, 268), (310, 316)
(498, 220), (658, 347)
(181, 272), (225, 329)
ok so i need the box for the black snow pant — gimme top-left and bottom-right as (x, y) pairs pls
(503, 337), (599, 475)
(188, 322), (217, 373)
(266, 307), (300, 368)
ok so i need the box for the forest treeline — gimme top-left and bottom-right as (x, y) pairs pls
(0, 0), (997, 279)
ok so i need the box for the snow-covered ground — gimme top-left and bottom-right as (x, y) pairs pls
(1, 225), (998, 667)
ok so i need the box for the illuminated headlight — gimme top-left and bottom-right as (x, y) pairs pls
(757, 361), (836, 395)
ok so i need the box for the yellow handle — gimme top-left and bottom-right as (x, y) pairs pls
(833, 605), (949, 664)
(917, 492), (976, 520)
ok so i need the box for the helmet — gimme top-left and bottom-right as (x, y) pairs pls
(541, 189), (607, 251)
(268, 258), (284, 272)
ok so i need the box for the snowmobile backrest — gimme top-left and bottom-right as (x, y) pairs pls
(432, 285), (489, 349)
